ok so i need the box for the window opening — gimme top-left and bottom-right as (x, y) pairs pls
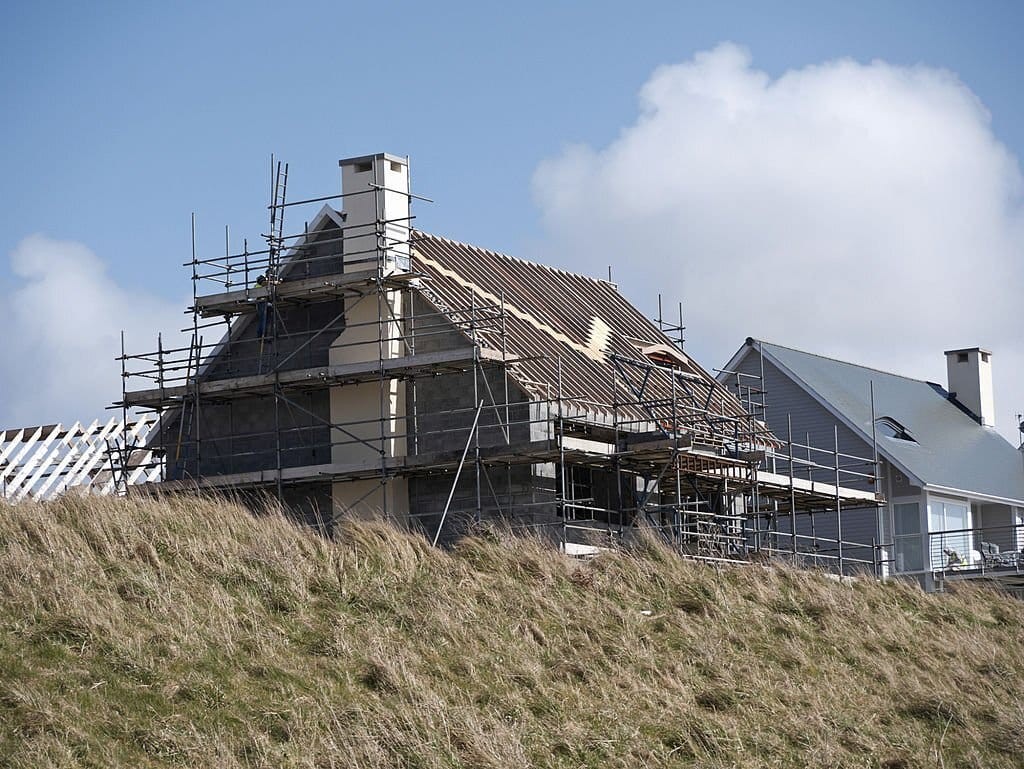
(559, 465), (594, 517)
(893, 502), (922, 572)
(928, 498), (971, 570)
(874, 417), (916, 442)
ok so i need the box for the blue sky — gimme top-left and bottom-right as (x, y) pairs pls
(2, 1), (1024, 437)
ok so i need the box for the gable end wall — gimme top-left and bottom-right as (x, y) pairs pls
(731, 349), (884, 569)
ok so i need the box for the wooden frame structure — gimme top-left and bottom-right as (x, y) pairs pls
(0, 415), (161, 501)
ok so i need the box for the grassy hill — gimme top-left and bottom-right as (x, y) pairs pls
(1, 495), (1023, 768)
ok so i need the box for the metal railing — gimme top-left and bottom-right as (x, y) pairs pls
(928, 523), (1024, 577)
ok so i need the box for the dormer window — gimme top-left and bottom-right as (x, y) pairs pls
(640, 343), (690, 369)
(875, 416), (916, 442)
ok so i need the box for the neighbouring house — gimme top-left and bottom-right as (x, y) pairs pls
(720, 338), (1024, 592)
(118, 153), (881, 564)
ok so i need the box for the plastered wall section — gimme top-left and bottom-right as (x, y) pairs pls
(329, 287), (408, 519)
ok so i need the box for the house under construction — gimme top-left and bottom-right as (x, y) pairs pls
(118, 152), (885, 572)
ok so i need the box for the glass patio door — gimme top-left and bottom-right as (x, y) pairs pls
(893, 502), (922, 572)
(928, 498), (970, 569)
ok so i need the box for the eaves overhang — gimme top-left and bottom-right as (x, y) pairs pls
(922, 483), (1024, 507)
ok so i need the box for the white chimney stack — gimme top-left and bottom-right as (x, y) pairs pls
(944, 347), (995, 427)
(338, 153), (411, 274)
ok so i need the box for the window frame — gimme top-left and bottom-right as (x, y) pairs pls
(926, 495), (972, 570)
(891, 498), (924, 573)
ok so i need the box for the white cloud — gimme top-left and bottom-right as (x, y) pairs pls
(533, 43), (1024, 443)
(1, 235), (186, 427)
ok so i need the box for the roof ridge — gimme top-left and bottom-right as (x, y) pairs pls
(412, 229), (616, 289)
(751, 338), (939, 387)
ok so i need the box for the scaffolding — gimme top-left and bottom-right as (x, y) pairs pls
(117, 156), (889, 576)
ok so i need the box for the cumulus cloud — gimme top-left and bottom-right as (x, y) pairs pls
(533, 43), (1024, 441)
(1, 235), (186, 427)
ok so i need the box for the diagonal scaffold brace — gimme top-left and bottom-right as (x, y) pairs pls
(432, 400), (485, 547)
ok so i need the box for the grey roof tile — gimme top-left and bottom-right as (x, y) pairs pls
(752, 340), (1024, 503)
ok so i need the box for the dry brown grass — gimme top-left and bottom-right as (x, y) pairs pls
(2, 493), (1024, 768)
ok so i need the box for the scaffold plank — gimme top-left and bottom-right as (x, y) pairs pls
(193, 268), (419, 317)
(754, 469), (878, 504)
(122, 346), (508, 407)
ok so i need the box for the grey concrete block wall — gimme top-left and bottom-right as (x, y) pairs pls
(404, 291), (533, 454)
(408, 461), (644, 548)
(281, 483), (334, 533)
(406, 293), (475, 355)
(409, 464), (564, 545)
(280, 222), (346, 281)
(225, 483), (334, 534)
(197, 226), (353, 383)
(204, 300), (346, 381)
(410, 369), (532, 455)
(165, 389), (331, 479)
(730, 353), (876, 491)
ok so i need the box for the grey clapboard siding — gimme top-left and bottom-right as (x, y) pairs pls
(730, 349), (881, 570)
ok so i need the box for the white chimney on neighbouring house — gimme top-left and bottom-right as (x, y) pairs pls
(944, 347), (995, 427)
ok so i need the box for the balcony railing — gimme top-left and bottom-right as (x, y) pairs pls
(928, 523), (1024, 577)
